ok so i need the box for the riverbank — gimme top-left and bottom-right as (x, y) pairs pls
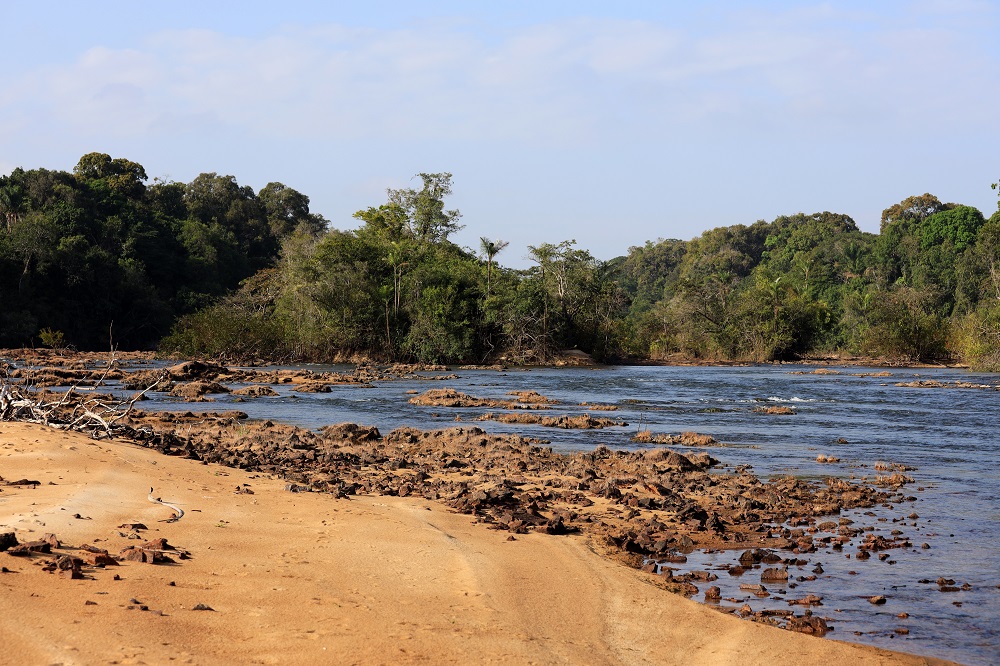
(0, 347), (979, 372)
(0, 422), (953, 665)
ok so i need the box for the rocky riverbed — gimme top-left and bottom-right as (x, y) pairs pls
(2, 352), (996, 661)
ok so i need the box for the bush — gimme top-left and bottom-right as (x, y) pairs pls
(38, 327), (66, 349)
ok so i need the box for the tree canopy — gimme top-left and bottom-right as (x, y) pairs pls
(3, 154), (998, 370)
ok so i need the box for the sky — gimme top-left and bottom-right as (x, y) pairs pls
(2, 1), (998, 267)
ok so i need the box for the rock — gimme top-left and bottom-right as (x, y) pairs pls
(788, 594), (823, 606)
(755, 406), (796, 415)
(140, 538), (173, 551)
(739, 584), (767, 592)
(869, 595), (887, 605)
(543, 515), (571, 535)
(119, 546), (170, 564)
(7, 540), (51, 556)
(56, 555), (83, 579)
(165, 360), (227, 381)
(170, 381), (230, 398)
(78, 545), (118, 566)
(705, 585), (721, 600)
(191, 603), (214, 611)
(293, 381), (332, 393)
(761, 567), (789, 583)
(0, 532), (18, 551)
(788, 615), (829, 635)
(232, 385), (280, 397)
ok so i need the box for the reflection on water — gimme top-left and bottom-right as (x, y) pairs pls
(109, 363), (999, 664)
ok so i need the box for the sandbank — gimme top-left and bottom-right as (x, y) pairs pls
(0, 423), (953, 665)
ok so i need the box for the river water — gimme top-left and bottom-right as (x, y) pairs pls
(114, 363), (1000, 664)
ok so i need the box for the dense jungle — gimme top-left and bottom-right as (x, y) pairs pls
(1, 153), (998, 369)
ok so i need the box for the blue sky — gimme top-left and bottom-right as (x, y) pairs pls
(2, 1), (998, 267)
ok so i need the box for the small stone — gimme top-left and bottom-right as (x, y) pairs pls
(191, 603), (214, 611)
(869, 595), (887, 605)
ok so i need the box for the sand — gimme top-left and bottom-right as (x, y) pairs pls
(0, 423), (953, 665)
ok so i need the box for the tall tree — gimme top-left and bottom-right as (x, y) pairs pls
(387, 173), (463, 242)
(479, 236), (509, 297)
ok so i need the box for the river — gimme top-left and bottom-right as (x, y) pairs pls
(113, 362), (1000, 665)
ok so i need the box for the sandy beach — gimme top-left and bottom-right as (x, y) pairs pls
(0, 422), (955, 665)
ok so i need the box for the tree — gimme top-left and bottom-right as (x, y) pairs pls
(184, 173), (277, 280)
(880, 193), (952, 233)
(919, 206), (984, 252)
(479, 236), (509, 297)
(387, 173), (463, 242)
(258, 182), (326, 238)
(73, 152), (148, 199)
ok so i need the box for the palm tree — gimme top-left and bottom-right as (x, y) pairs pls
(479, 236), (509, 297)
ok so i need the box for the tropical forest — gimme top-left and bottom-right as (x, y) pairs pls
(1, 153), (998, 370)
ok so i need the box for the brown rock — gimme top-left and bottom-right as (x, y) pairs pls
(0, 532), (18, 551)
(165, 360), (227, 380)
(170, 381), (230, 398)
(79, 548), (118, 567)
(787, 615), (829, 635)
(56, 555), (84, 579)
(760, 567), (789, 583)
(140, 538), (173, 551)
(119, 546), (170, 564)
(118, 523), (147, 531)
(232, 385), (280, 397)
(7, 540), (51, 556)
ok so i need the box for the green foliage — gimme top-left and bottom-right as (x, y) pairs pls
(844, 286), (949, 361)
(160, 270), (283, 361)
(0, 154), (296, 349)
(952, 304), (1000, 371)
(37, 327), (66, 349)
(4, 156), (1000, 370)
(385, 173), (464, 242)
(919, 206), (984, 252)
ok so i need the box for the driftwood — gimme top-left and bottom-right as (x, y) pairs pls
(0, 359), (163, 439)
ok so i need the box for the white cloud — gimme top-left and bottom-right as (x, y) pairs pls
(5, 7), (999, 154)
